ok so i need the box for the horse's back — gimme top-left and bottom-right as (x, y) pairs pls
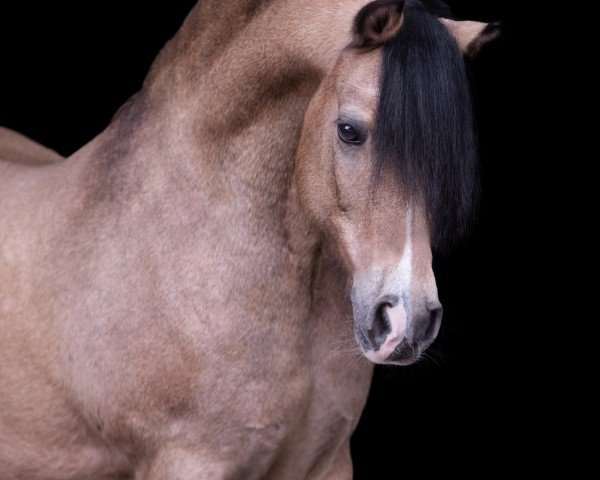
(0, 127), (64, 166)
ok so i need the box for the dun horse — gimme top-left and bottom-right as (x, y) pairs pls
(0, 0), (499, 478)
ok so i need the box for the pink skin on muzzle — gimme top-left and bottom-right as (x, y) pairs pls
(372, 302), (407, 362)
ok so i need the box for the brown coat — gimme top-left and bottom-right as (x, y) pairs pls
(0, 1), (496, 478)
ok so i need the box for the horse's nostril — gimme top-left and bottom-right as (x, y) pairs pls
(421, 306), (443, 343)
(368, 302), (392, 350)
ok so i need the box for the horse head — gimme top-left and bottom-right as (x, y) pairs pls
(295, 0), (500, 365)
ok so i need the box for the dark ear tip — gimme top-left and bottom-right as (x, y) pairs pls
(465, 21), (502, 58)
(352, 0), (406, 48)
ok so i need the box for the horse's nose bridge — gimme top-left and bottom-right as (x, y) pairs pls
(351, 206), (436, 309)
(351, 257), (439, 323)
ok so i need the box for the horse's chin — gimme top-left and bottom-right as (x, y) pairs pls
(385, 341), (423, 366)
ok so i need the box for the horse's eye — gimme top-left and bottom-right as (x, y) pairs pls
(337, 123), (362, 145)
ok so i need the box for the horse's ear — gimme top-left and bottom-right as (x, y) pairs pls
(441, 19), (502, 58)
(353, 1), (405, 48)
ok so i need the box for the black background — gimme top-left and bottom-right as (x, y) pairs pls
(0, 1), (531, 477)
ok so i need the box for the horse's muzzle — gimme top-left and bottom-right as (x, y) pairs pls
(355, 296), (443, 365)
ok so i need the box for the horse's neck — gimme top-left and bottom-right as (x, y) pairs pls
(144, 0), (363, 95)
(137, 0), (366, 191)
(77, 0), (364, 273)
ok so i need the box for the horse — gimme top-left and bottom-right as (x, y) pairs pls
(0, 0), (499, 478)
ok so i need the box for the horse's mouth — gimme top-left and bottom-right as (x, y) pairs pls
(386, 341), (422, 365)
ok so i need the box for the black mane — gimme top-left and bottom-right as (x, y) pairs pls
(375, 0), (478, 248)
